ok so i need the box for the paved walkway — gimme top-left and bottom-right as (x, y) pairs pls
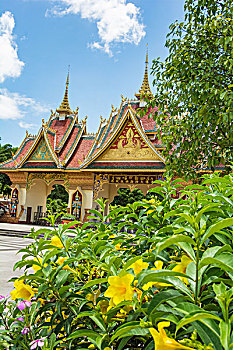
(0, 222), (50, 233)
(0, 222), (78, 296)
(0, 223), (52, 296)
(0, 234), (33, 296)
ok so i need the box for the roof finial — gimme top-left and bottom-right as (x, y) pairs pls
(56, 66), (72, 115)
(135, 45), (152, 99)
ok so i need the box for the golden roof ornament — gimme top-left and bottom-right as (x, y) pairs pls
(56, 69), (72, 116)
(121, 94), (127, 103)
(135, 46), (152, 99)
(73, 106), (79, 117)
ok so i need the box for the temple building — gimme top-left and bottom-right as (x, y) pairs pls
(0, 53), (166, 224)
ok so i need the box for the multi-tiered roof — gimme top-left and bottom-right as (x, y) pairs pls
(0, 53), (165, 173)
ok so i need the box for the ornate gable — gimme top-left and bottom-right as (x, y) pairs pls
(28, 137), (53, 161)
(98, 119), (162, 161)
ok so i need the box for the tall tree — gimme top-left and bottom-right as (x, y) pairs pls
(146, 0), (233, 178)
(0, 173), (12, 196)
(111, 188), (145, 207)
(47, 185), (69, 204)
(0, 137), (18, 163)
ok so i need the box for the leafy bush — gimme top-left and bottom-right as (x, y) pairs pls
(46, 198), (68, 216)
(1, 173), (233, 349)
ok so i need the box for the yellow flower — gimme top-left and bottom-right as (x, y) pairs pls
(128, 259), (149, 276)
(104, 273), (134, 305)
(57, 257), (71, 270)
(10, 280), (34, 301)
(145, 198), (157, 215)
(86, 290), (101, 306)
(50, 236), (63, 248)
(32, 258), (48, 272)
(172, 256), (193, 284)
(149, 322), (194, 350)
(32, 258), (42, 272)
(114, 243), (122, 251)
(148, 198), (156, 204)
(143, 261), (169, 290)
(97, 299), (109, 314)
(37, 298), (46, 306)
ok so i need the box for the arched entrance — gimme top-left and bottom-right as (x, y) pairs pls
(71, 189), (82, 220)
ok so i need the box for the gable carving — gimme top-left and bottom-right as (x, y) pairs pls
(29, 138), (53, 161)
(98, 121), (162, 161)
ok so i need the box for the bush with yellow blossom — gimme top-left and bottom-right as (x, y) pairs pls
(2, 173), (233, 349)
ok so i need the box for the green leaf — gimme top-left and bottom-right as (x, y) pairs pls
(219, 320), (230, 349)
(111, 323), (149, 342)
(138, 273), (193, 299)
(201, 218), (233, 244)
(42, 249), (60, 265)
(148, 290), (184, 314)
(156, 234), (195, 254)
(55, 270), (71, 287)
(67, 329), (99, 340)
(196, 204), (223, 224)
(82, 278), (108, 290)
(199, 254), (233, 276)
(176, 311), (221, 332)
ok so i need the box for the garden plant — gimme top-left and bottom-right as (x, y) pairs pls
(1, 172), (233, 349)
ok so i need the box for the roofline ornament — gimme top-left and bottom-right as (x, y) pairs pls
(135, 46), (153, 100)
(56, 69), (73, 116)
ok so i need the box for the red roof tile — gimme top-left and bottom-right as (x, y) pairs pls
(66, 138), (95, 168)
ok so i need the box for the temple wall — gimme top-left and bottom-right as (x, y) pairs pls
(23, 179), (47, 222)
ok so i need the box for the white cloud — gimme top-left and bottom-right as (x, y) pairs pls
(18, 121), (37, 129)
(47, 0), (146, 55)
(0, 11), (24, 83)
(0, 88), (50, 120)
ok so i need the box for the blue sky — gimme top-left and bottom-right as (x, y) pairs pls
(0, 0), (185, 146)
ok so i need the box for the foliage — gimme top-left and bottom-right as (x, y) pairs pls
(0, 137), (18, 163)
(0, 172), (12, 196)
(47, 185), (69, 204)
(61, 213), (76, 221)
(46, 198), (67, 216)
(111, 188), (145, 206)
(1, 173), (233, 349)
(111, 188), (158, 207)
(143, 0), (233, 178)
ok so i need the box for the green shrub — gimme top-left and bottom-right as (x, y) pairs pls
(1, 173), (233, 349)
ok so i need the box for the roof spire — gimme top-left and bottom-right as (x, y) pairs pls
(56, 67), (72, 115)
(135, 45), (152, 99)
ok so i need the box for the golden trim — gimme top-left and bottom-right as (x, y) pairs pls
(82, 108), (165, 168)
(84, 116), (105, 160)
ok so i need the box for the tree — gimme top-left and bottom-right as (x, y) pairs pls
(46, 185), (68, 215)
(0, 138), (18, 163)
(0, 173), (12, 196)
(46, 198), (67, 215)
(47, 185), (68, 204)
(146, 0), (233, 178)
(111, 188), (145, 207)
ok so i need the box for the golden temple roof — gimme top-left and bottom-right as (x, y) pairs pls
(135, 49), (152, 99)
(56, 71), (73, 115)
